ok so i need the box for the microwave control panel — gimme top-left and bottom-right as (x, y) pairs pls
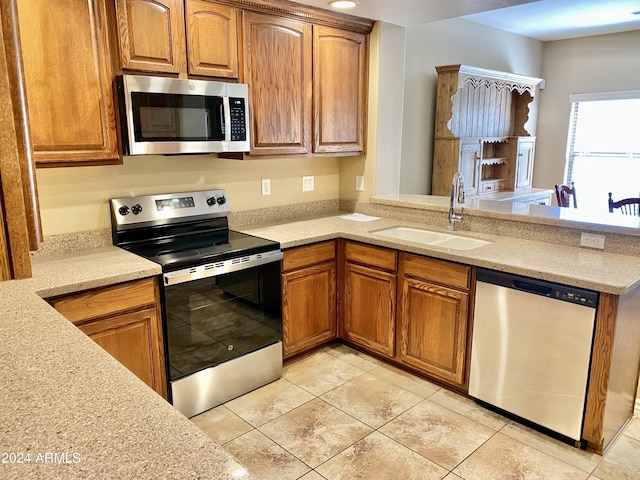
(229, 97), (247, 141)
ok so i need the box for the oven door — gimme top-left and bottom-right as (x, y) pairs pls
(162, 256), (282, 417)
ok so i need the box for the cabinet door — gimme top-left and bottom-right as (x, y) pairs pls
(399, 277), (469, 388)
(282, 261), (337, 359)
(515, 138), (536, 189)
(313, 26), (366, 154)
(460, 139), (481, 197)
(49, 278), (166, 397)
(242, 12), (312, 155)
(78, 307), (166, 398)
(16, 0), (119, 166)
(343, 262), (396, 357)
(185, 0), (238, 78)
(115, 0), (187, 74)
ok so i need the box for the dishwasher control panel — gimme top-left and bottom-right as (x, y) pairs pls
(554, 289), (597, 307)
(477, 268), (599, 308)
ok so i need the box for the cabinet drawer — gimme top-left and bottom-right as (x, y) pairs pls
(402, 253), (471, 291)
(49, 278), (157, 324)
(344, 241), (397, 272)
(283, 241), (336, 272)
(480, 180), (505, 194)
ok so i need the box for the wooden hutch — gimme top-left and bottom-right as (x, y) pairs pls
(431, 64), (544, 199)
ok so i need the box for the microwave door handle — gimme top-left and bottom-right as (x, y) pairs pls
(222, 97), (231, 141)
(218, 106), (225, 139)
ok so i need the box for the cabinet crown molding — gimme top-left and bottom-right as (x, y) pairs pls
(436, 64), (543, 95)
(215, 0), (375, 33)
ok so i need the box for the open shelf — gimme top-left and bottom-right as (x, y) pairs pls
(481, 157), (507, 166)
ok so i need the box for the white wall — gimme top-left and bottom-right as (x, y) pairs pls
(374, 23), (406, 196)
(400, 18), (543, 194)
(534, 30), (640, 190)
(339, 22), (407, 203)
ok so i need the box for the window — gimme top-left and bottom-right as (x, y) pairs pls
(565, 92), (640, 212)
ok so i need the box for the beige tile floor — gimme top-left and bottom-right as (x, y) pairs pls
(191, 343), (640, 480)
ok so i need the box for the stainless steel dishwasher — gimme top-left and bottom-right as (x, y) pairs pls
(469, 268), (598, 446)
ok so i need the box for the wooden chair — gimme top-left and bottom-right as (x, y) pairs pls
(554, 182), (577, 208)
(608, 193), (640, 215)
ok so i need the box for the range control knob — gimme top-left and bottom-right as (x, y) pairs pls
(216, 196), (226, 205)
(118, 205), (130, 216)
(131, 204), (143, 215)
(206, 197), (216, 206)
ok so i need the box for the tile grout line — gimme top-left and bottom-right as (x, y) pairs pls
(203, 345), (632, 479)
(323, 346), (607, 477)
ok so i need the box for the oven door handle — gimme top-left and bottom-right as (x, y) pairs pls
(163, 249), (282, 286)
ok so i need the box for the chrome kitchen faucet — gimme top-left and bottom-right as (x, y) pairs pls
(448, 171), (465, 230)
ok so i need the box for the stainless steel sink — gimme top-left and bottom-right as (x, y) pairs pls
(371, 227), (492, 250)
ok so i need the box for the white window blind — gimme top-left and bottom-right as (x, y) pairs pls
(565, 92), (640, 212)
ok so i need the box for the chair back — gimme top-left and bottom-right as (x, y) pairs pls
(608, 193), (640, 215)
(554, 182), (577, 208)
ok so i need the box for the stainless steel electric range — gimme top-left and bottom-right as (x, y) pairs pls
(110, 190), (282, 417)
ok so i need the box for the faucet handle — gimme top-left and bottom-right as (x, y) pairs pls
(458, 188), (466, 204)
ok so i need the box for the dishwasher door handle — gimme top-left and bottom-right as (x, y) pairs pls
(512, 280), (553, 296)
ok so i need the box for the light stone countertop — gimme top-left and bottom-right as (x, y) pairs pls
(236, 213), (640, 295)
(4, 206), (640, 479)
(371, 193), (640, 234)
(25, 245), (162, 298)
(0, 246), (255, 480)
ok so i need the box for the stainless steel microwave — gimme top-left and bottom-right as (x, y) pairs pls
(115, 75), (250, 155)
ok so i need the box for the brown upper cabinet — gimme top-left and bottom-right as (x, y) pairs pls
(185, 1), (239, 78)
(431, 64), (543, 196)
(115, 1), (371, 157)
(313, 26), (367, 154)
(13, 0), (372, 167)
(241, 11), (312, 156)
(115, 0), (188, 75)
(231, 1), (372, 158)
(115, 0), (239, 78)
(15, 0), (120, 167)
(239, 16), (369, 157)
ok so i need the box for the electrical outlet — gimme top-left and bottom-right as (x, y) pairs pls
(261, 178), (271, 196)
(580, 232), (605, 249)
(302, 176), (314, 192)
(355, 175), (364, 191)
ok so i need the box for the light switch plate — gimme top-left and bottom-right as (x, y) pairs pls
(302, 176), (314, 192)
(356, 175), (364, 191)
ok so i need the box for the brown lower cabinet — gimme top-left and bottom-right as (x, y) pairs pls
(282, 241), (337, 359)
(284, 239), (472, 389)
(48, 277), (166, 398)
(340, 240), (397, 358)
(397, 253), (473, 390)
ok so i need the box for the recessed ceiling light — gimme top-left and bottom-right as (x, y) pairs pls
(329, 0), (358, 9)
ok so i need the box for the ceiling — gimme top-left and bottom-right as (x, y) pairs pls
(293, 0), (640, 41)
